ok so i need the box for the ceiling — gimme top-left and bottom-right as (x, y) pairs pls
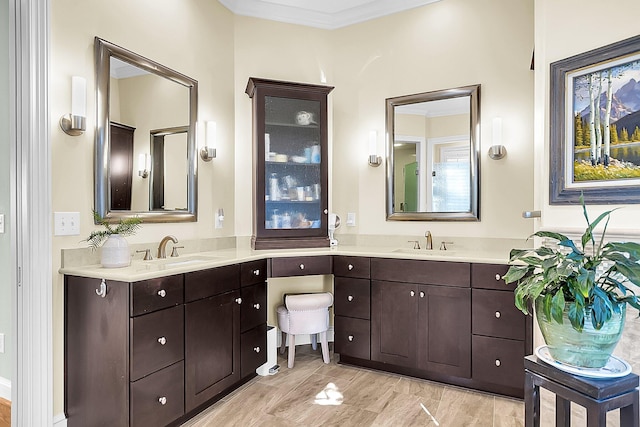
(218, 0), (441, 30)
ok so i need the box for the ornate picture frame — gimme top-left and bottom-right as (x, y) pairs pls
(550, 35), (640, 204)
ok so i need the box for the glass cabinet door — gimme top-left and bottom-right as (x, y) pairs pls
(246, 78), (334, 249)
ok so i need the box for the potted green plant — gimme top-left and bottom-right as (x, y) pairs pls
(503, 196), (640, 368)
(85, 211), (142, 268)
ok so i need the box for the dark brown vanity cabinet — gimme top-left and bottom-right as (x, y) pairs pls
(65, 274), (185, 427)
(370, 258), (472, 378)
(333, 256), (371, 361)
(240, 260), (268, 378)
(245, 77), (334, 250)
(471, 263), (532, 396)
(184, 265), (241, 413)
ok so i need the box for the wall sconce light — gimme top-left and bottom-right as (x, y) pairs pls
(60, 76), (87, 136)
(368, 130), (382, 167)
(200, 121), (217, 162)
(138, 153), (150, 178)
(488, 117), (507, 160)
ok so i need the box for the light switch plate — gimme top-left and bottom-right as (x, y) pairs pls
(0, 333), (4, 353)
(54, 212), (80, 236)
(0, 213), (4, 233)
(346, 212), (356, 226)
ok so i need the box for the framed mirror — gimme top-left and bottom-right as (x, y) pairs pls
(385, 85), (480, 221)
(95, 37), (198, 223)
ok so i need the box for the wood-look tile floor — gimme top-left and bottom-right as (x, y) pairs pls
(181, 345), (525, 427)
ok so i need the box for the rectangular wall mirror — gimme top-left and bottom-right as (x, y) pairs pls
(386, 85), (480, 221)
(95, 37), (198, 223)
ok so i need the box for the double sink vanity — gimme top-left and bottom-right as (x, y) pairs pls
(61, 244), (532, 427)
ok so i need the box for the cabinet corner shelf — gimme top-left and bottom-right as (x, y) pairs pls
(247, 77), (333, 250)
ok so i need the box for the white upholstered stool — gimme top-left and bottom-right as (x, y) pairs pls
(276, 292), (333, 368)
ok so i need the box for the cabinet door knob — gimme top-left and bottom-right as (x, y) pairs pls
(254, 346), (261, 353)
(347, 295), (354, 302)
(299, 264), (305, 270)
(253, 269), (260, 276)
(348, 264), (354, 270)
(495, 359), (501, 367)
(253, 303), (260, 310)
(495, 274), (501, 281)
(158, 336), (167, 345)
(419, 291), (425, 298)
(348, 335), (354, 342)
(235, 297), (242, 304)
(410, 290), (415, 297)
(157, 289), (166, 298)
(158, 396), (167, 405)
(495, 311), (501, 318)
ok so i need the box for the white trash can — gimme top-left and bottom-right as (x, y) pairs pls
(256, 325), (279, 376)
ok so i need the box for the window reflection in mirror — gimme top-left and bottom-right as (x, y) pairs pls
(386, 85), (480, 221)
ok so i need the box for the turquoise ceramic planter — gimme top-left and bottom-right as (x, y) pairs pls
(535, 299), (625, 368)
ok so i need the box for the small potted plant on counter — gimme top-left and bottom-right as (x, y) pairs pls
(503, 195), (640, 370)
(85, 210), (142, 268)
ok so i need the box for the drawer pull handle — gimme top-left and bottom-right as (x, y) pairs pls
(495, 274), (501, 281)
(158, 396), (167, 405)
(299, 264), (305, 270)
(348, 335), (354, 342)
(347, 295), (354, 302)
(157, 289), (166, 298)
(495, 311), (501, 318)
(253, 303), (260, 310)
(96, 279), (107, 298)
(419, 291), (425, 298)
(348, 264), (354, 270)
(235, 297), (242, 304)
(254, 346), (261, 353)
(495, 359), (501, 367)
(253, 269), (260, 276)
(158, 337), (167, 345)
(410, 290), (415, 297)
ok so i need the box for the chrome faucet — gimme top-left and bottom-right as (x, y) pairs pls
(425, 231), (433, 250)
(157, 235), (178, 259)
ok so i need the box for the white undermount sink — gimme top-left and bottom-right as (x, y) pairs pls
(392, 248), (457, 256)
(151, 255), (220, 268)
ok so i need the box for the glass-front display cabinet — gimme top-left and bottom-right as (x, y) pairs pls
(246, 77), (334, 249)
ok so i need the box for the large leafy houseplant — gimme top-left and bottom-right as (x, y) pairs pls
(503, 197), (640, 333)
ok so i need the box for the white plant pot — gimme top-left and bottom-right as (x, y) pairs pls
(101, 234), (131, 268)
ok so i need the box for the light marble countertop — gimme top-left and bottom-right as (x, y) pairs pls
(59, 244), (514, 282)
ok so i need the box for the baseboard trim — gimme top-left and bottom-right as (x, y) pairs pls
(53, 413), (67, 426)
(0, 377), (10, 401)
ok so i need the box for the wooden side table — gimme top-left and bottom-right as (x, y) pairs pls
(524, 355), (639, 426)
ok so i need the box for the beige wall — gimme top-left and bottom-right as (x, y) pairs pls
(51, 0), (235, 413)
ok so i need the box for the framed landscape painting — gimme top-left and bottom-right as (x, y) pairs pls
(550, 35), (640, 204)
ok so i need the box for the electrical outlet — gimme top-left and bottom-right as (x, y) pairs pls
(54, 212), (80, 236)
(0, 333), (4, 353)
(346, 212), (356, 226)
(0, 213), (4, 233)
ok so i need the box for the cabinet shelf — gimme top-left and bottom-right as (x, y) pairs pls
(266, 121), (319, 129)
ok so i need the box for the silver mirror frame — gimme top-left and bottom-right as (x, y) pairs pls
(94, 37), (198, 223)
(385, 84), (480, 221)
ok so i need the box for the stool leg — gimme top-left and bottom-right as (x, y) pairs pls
(556, 397), (571, 426)
(620, 389), (639, 427)
(311, 333), (318, 350)
(320, 330), (330, 364)
(288, 335), (296, 368)
(586, 405), (606, 427)
(280, 331), (287, 354)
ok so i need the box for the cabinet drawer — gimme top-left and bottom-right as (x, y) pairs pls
(472, 289), (525, 340)
(241, 283), (267, 333)
(472, 335), (525, 391)
(130, 305), (184, 381)
(241, 259), (268, 287)
(130, 360), (184, 427)
(334, 277), (370, 320)
(334, 316), (370, 360)
(333, 256), (370, 279)
(371, 258), (470, 287)
(271, 256), (332, 277)
(131, 275), (183, 316)
(185, 264), (240, 302)
(471, 263), (513, 290)
(241, 323), (267, 378)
